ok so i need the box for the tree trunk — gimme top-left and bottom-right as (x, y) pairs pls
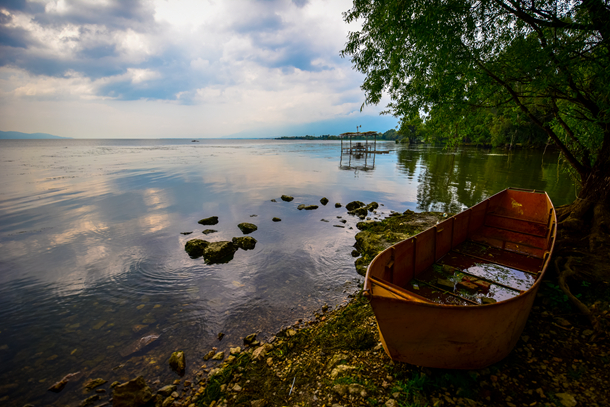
(555, 142), (610, 284)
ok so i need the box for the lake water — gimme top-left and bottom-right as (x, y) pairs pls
(0, 139), (574, 406)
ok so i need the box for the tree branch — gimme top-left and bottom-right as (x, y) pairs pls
(470, 52), (589, 179)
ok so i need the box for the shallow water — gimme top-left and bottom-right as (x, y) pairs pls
(0, 139), (574, 406)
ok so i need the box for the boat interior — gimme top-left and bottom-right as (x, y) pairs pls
(367, 188), (556, 306)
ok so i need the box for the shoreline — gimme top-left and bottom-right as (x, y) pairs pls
(148, 209), (609, 407)
(40, 207), (610, 407)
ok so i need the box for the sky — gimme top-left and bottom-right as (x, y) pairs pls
(0, 0), (398, 138)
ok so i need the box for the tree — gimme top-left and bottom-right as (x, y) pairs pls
(342, 0), (610, 325)
(397, 113), (426, 143)
(382, 128), (399, 140)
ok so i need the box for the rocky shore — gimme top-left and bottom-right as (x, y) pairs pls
(97, 283), (608, 407)
(45, 203), (610, 407)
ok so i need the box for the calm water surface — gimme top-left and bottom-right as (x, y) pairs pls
(0, 139), (574, 406)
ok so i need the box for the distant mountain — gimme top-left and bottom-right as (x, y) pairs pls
(0, 131), (71, 139)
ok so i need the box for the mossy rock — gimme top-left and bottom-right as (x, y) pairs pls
(232, 236), (257, 250)
(238, 223), (258, 234)
(281, 195), (294, 202)
(367, 201), (379, 211)
(352, 211), (447, 276)
(185, 239), (209, 258)
(345, 201), (365, 211)
(198, 216), (219, 225)
(348, 207), (368, 217)
(169, 351), (186, 376)
(320, 197), (329, 205)
(203, 241), (237, 264)
(297, 204), (319, 210)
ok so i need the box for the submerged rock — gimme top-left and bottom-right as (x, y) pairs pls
(202, 229), (218, 235)
(238, 223), (258, 234)
(119, 334), (160, 357)
(79, 394), (99, 407)
(180, 231), (192, 235)
(169, 351), (186, 376)
(84, 378), (107, 391)
(281, 195), (294, 202)
(112, 376), (153, 407)
(47, 372), (80, 393)
(184, 239), (209, 258)
(232, 236), (257, 250)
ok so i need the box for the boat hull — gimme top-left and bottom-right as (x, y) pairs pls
(365, 188), (556, 369)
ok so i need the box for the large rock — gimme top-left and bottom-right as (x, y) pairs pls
(112, 376), (153, 407)
(198, 216), (219, 225)
(169, 351), (185, 376)
(238, 223), (258, 234)
(232, 236), (257, 250)
(203, 241), (237, 264)
(184, 239), (209, 258)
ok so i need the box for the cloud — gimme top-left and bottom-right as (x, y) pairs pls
(0, 0), (398, 138)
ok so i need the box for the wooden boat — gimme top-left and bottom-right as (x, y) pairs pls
(364, 188), (556, 369)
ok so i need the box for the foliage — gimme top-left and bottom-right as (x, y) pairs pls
(397, 113), (427, 143)
(383, 128), (399, 140)
(341, 0), (610, 196)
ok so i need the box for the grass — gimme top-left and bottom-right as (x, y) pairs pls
(311, 293), (377, 352)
